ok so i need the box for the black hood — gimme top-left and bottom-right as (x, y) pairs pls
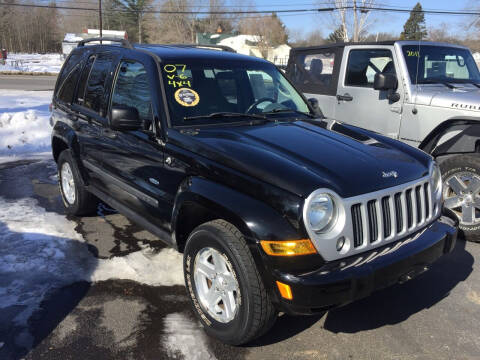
(172, 120), (431, 198)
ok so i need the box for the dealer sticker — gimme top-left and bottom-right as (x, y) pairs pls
(174, 88), (200, 107)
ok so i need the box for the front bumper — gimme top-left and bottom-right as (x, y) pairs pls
(272, 211), (458, 315)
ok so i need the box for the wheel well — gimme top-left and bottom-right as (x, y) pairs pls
(174, 201), (220, 253)
(52, 136), (69, 163)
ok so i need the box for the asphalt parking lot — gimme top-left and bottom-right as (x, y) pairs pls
(0, 157), (479, 360)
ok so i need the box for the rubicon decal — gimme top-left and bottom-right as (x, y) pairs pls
(451, 103), (480, 111)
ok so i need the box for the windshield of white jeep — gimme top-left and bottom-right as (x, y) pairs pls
(160, 59), (311, 126)
(402, 45), (480, 85)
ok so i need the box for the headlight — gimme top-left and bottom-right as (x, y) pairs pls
(432, 163), (443, 199)
(307, 193), (337, 232)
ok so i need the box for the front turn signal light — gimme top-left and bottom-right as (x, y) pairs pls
(260, 239), (317, 256)
(276, 281), (293, 300)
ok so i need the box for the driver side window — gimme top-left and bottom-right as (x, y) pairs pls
(346, 49), (395, 87)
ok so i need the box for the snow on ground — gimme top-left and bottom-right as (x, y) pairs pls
(0, 196), (184, 331)
(0, 90), (53, 157)
(163, 313), (215, 360)
(0, 53), (64, 74)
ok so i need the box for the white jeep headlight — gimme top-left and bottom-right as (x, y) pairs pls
(432, 163), (442, 200)
(307, 193), (337, 232)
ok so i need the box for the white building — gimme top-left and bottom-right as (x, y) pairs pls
(62, 29), (127, 56)
(218, 35), (290, 65)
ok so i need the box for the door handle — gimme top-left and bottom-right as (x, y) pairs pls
(336, 93), (353, 102)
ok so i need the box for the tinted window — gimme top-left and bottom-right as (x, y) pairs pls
(57, 64), (81, 103)
(84, 53), (115, 116)
(111, 61), (153, 126)
(345, 49), (395, 87)
(76, 55), (95, 105)
(56, 51), (82, 96)
(288, 47), (342, 95)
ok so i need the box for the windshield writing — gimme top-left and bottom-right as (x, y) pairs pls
(402, 45), (480, 84)
(161, 60), (310, 126)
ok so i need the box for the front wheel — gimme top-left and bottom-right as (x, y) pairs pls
(440, 154), (480, 242)
(183, 220), (277, 345)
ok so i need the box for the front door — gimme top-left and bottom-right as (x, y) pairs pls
(335, 46), (403, 139)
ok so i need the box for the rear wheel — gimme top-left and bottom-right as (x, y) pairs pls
(57, 150), (98, 216)
(440, 154), (480, 242)
(183, 220), (277, 345)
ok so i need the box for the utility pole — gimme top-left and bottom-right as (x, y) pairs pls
(99, 0), (103, 44)
(353, 0), (358, 42)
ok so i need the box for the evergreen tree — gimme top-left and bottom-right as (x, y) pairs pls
(400, 2), (427, 40)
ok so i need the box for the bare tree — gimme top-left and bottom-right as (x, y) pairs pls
(323, 0), (376, 42)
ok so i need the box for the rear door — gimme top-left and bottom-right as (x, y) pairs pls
(72, 50), (121, 191)
(334, 46), (403, 138)
(287, 46), (343, 118)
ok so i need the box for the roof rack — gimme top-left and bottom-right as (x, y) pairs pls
(77, 37), (133, 49)
(165, 44), (236, 53)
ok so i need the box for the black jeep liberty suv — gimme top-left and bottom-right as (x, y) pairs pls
(51, 38), (458, 345)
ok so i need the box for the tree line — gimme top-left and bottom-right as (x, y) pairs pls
(0, 0), (289, 53)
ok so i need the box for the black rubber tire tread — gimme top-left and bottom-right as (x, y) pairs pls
(185, 219), (277, 345)
(57, 149), (98, 216)
(440, 154), (480, 242)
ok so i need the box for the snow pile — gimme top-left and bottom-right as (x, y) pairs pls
(0, 90), (53, 156)
(0, 53), (64, 73)
(163, 313), (216, 360)
(64, 33), (84, 43)
(0, 196), (184, 329)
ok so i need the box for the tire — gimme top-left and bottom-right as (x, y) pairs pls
(440, 154), (480, 242)
(183, 219), (277, 345)
(57, 149), (98, 216)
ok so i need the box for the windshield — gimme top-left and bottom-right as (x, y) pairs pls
(402, 45), (480, 84)
(160, 59), (311, 126)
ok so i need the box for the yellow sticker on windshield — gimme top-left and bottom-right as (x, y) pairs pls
(175, 88), (200, 107)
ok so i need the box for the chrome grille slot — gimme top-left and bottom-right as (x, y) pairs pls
(406, 189), (413, 229)
(415, 185), (422, 224)
(381, 196), (391, 238)
(351, 203), (363, 248)
(394, 193), (403, 233)
(424, 183), (431, 219)
(367, 200), (378, 243)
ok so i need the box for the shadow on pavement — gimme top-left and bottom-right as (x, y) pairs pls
(0, 225), (98, 360)
(323, 238), (473, 333)
(249, 238), (473, 346)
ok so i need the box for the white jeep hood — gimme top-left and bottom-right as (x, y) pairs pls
(414, 84), (480, 112)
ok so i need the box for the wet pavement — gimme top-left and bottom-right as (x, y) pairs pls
(0, 157), (479, 360)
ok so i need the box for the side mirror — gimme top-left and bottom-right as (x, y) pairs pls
(373, 73), (398, 91)
(307, 97), (323, 117)
(110, 105), (142, 131)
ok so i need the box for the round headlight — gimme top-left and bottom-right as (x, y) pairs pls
(432, 163), (442, 197)
(307, 193), (337, 232)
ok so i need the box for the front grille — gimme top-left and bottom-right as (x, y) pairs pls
(351, 179), (434, 248)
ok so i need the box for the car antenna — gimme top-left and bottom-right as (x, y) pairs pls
(412, 39), (421, 115)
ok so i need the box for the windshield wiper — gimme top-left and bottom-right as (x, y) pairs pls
(418, 80), (457, 89)
(183, 112), (268, 121)
(264, 108), (316, 118)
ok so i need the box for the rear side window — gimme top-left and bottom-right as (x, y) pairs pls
(288, 47), (342, 96)
(56, 51), (82, 97)
(345, 49), (395, 87)
(76, 55), (95, 105)
(84, 52), (115, 116)
(57, 64), (81, 104)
